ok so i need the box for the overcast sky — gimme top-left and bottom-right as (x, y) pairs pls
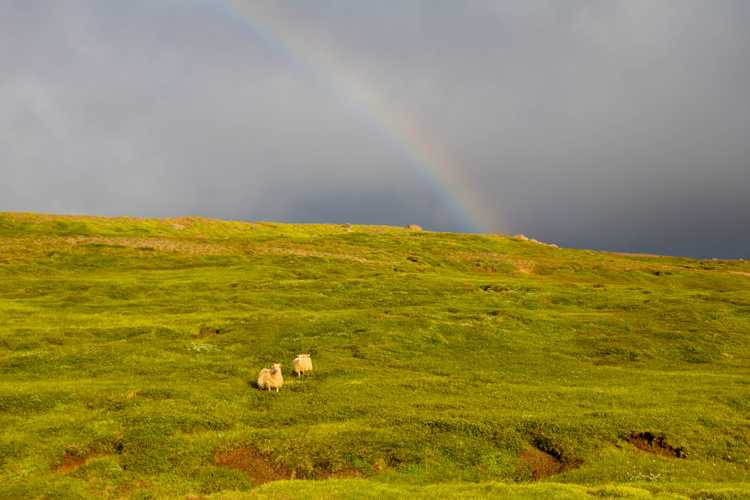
(1, 1), (749, 259)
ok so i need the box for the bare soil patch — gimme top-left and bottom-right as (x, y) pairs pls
(627, 432), (686, 458)
(214, 448), (370, 483)
(54, 454), (91, 473)
(54, 449), (111, 473)
(518, 446), (564, 480)
(214, 448), (291, 485)
(53, 440), (122, 473)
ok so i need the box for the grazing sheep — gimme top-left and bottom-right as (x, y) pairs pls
(257, 363), (283, 392)
(292, 354), (313, 377)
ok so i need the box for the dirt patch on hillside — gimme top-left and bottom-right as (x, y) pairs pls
(627, 432), (686, 458)
(54, 448), (111, 473)
(214, 448), (372, 483)
(214, 448), (291, 485)
(55, 453), (92, 473)
(53, 439), (124, 473)
(518, 446), (564, 480)
(730, 271), (750, 277)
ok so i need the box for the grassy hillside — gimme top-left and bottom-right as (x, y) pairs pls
(1, 212), (749, 499)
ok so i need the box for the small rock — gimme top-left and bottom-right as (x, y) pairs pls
(171, 224), (185, 230)
(342, 223), (352, 228)
(311, 234), (319, 238)
(344, 228), (353, 233)
(407, 224), (422, 231)
(549, 244), (559, 248)
(529, 238), (539, 244)
(514, 234), (529, 241)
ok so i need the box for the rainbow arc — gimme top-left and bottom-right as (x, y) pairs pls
(199, 0), (505, 234)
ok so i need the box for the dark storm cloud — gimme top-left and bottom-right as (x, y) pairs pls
(0, 1), (406, 222)
(1, 1), (748, 258)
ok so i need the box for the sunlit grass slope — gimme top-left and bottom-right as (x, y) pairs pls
(1, 212), (749, 499)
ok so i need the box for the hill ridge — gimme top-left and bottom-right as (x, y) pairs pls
(1, 211), (749, 498)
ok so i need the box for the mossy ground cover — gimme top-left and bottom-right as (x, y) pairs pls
(1, 212), (749, 499)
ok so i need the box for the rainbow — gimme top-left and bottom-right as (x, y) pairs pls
(196, 0), (506, 234)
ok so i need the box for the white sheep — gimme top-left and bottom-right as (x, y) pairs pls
(292, 354), (313, 377)
(291, 354), (306, 377)
(302, 354), (312, 372)
(257, 363), (283, 391)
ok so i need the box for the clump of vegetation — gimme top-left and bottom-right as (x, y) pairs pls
(1, 212), (749, 499)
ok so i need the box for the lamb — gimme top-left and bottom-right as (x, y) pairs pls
(257, 363), (283, 392)
(292, 354), (313, 377)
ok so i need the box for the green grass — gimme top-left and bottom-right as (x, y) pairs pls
(1, 212), (749, 499)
